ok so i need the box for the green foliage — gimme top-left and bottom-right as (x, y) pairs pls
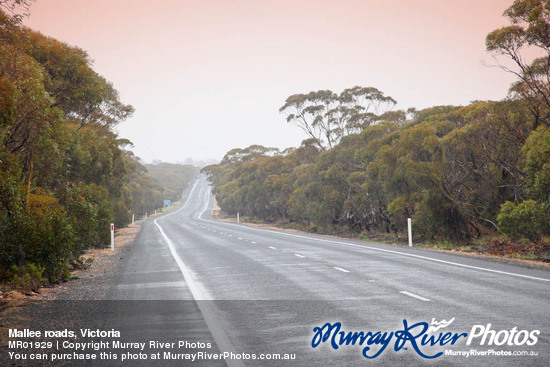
(7, 263), (44, 293)
(522, 125), (550, 202)
(497, 200), (550, 243)
(22, 30), (134, 128)
(496, 125), (550, 246)
(0, 186), (75, 281)
(60, 183), (112, 250)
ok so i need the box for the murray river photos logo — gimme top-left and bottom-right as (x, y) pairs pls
(311, 318), (540, 359)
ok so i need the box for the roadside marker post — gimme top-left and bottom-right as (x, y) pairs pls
(145, 212), (148, 219)
(237, 212), (240, 223)
(110, 223), (115, 251)
(132, 214), (134, 224)
(407, 218), (413, 247)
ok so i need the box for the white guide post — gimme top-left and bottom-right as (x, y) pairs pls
(407, 218), (413, 247)
(132, 214), (134, 224)
(110, 223), (115, 251)
(237, 212), (240, 223)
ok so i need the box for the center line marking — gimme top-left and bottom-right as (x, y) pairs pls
(269, 246), (277, 250)
(333, 267), (350, 273)
(399, 291), (431, 302)
(294, 254), (305, 258)
(251, 241), (257, 244)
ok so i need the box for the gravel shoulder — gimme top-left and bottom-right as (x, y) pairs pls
(0, 219), (147, 331)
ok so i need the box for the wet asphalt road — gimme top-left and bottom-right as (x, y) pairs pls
(105, 177), (549, 366)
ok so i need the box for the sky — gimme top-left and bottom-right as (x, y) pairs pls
(24, 0), (517, 164)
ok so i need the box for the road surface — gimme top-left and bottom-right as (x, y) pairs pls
(5, 177), (549, 366)
(105, 176), (549, 366)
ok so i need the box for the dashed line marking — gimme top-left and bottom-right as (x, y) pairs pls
(399, 290), (430, 302)
(209, 220), (550, 283)
(294, 254), (305, 258)
(269, 246), (277, 250)
(333, 267), (350, 273)
(251, 241), (257, 244)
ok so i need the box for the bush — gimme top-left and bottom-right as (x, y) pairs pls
(8, 264), (45, 293)
(0, 187), (76, 283)
(497, 200), (550, 244)
(61, 183), (113, 250)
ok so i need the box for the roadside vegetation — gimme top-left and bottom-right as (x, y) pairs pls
(203, 0), (550, 263)
(0, 3), (195, 292)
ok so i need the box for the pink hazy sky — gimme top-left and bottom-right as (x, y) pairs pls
(24, 0), (516, 163)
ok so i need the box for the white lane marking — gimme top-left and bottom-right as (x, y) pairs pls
(206, 220), (550, 283)
(228, 234), (232, 237)
(400, 291), (431, 302)
(251, 241), (257, 244)
(269, 246), (277, 250)
(155, 180), (245, 367)
(198, 188), (212, 220)
(238, 237), (243, 240)
(209, 273), (249, 278)
(267, 263), (310, 267)
(294, 254), (305, 258)
(333, 267), (350, 273)
(120, 269), (181, 275)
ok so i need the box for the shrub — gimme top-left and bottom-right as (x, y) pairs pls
(7, 264), (45, 293)
(497, 200), (550, 244)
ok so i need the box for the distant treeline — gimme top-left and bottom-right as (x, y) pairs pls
(0, 9), (192, 287)
(145, 163), (199, 203)
(203, 0), (550, 256)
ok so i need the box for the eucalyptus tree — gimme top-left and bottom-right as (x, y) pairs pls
(279, 86), (398, 150)
(486, 0), (550, 127)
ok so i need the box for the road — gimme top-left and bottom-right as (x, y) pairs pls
(101, 176), (549, 366)
(5, 177), (548, 366)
